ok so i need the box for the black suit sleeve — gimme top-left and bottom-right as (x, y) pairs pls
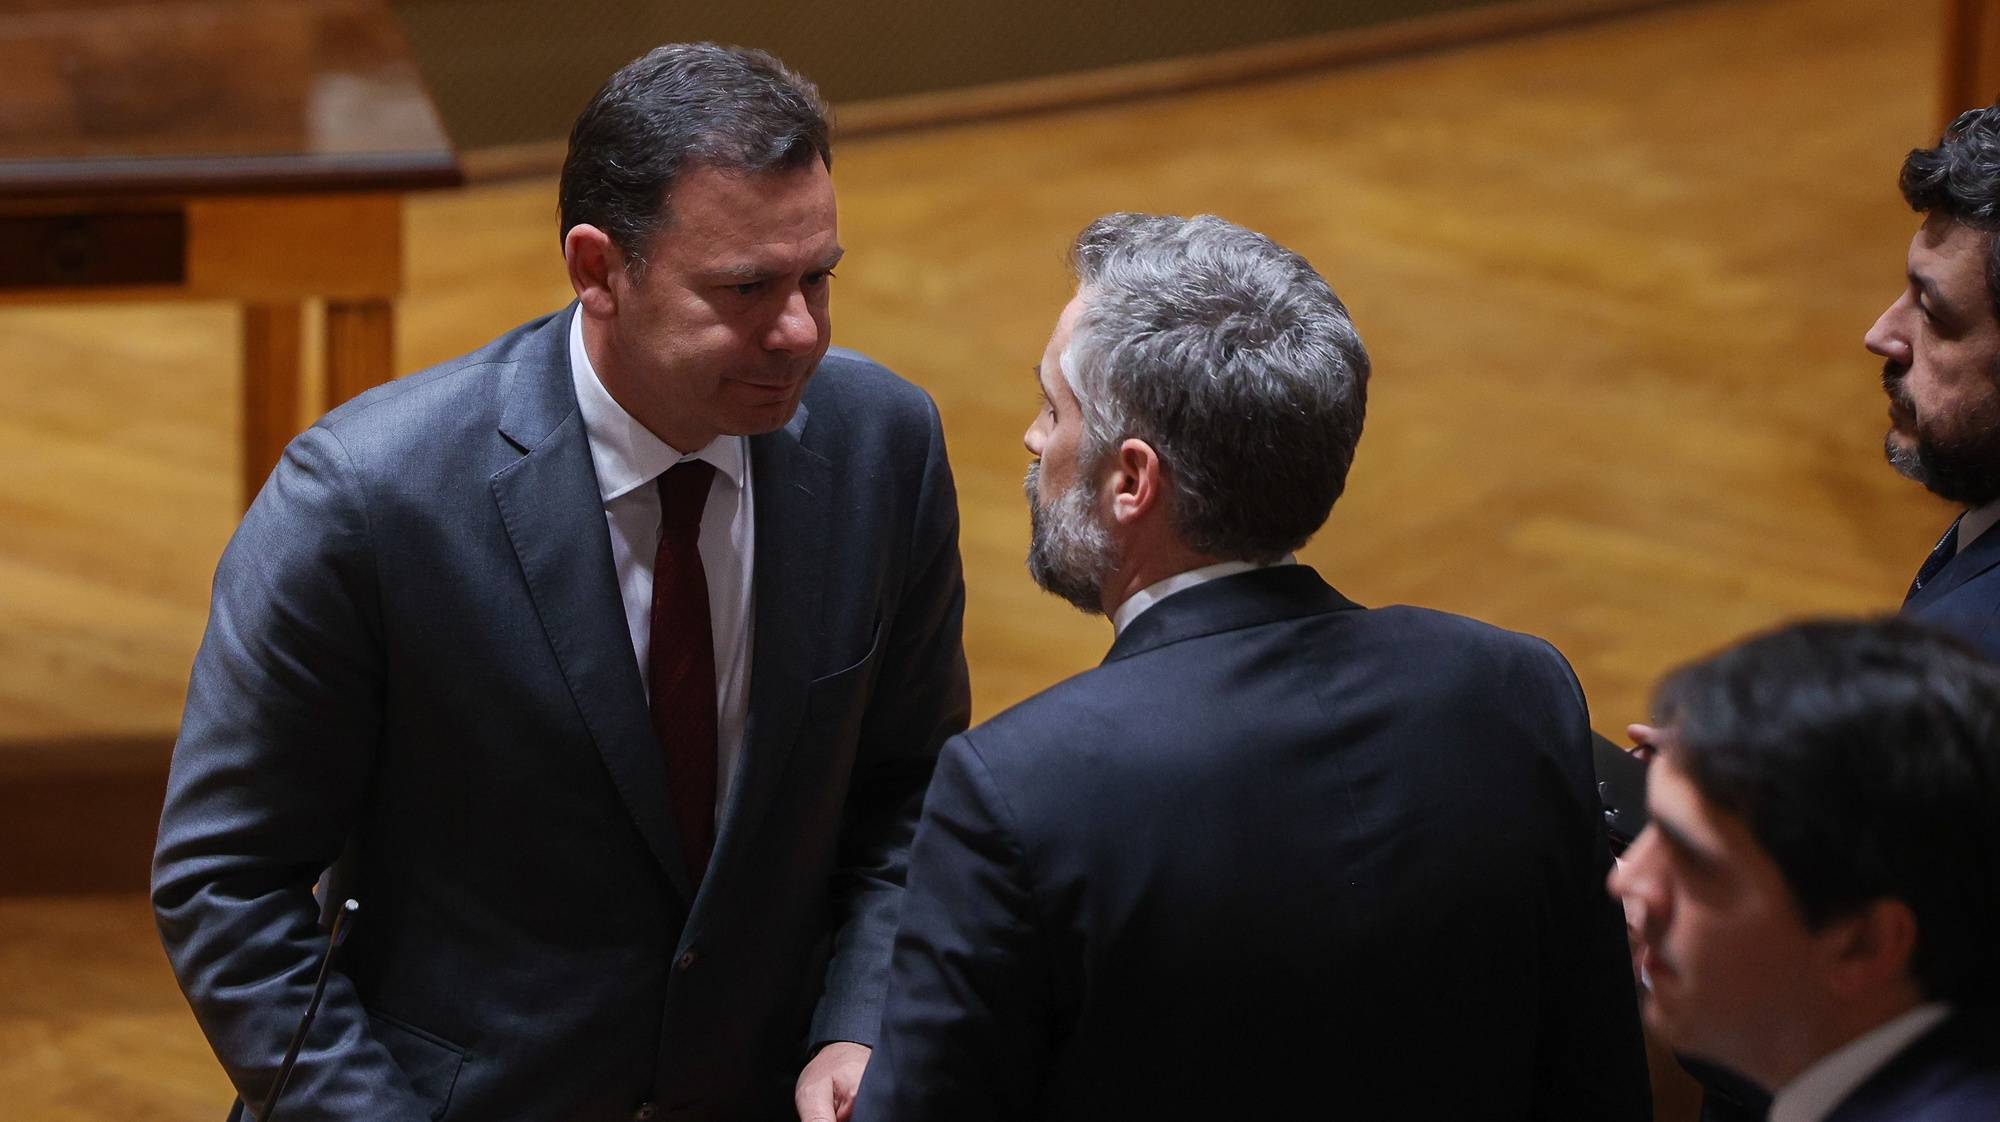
(851, 734), (1051, 1122)
(1531, 647), (1655, 1121)
(151, 425), (435, 1119)
(811, 395), (974, 1048)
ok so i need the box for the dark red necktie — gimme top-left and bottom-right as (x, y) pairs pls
(649, 459), (718, 886)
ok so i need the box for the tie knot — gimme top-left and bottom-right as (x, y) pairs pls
(658, 459), (716, 540)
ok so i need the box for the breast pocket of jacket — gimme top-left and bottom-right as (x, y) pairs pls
(368, 1010), (467, 1119)
(803, 619), (884, 748)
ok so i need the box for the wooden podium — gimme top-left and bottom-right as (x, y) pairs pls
(0, 0), (460, 505)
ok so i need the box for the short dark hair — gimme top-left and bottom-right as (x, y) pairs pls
(1064, 213), (1370, 563)
(1900, 104), (2000, 318)
(1654, 617), (2000, 1003)
(559, 43), (831, 273)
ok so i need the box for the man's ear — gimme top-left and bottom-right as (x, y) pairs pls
(563, 224), (623, 319)
(1106, 438), (1165, 527)
(1820, 897), (1920, 1000)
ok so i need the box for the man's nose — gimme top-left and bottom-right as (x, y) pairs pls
(1864, 295), (1913, 364)
(767, 290), (820, 355)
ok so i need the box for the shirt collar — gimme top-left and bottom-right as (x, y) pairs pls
(569, 307), (746, 503)
(1111, 554), (1296, 636)
(1960, 500), (2000, 555)
(1769, 1003), (1951, 1122)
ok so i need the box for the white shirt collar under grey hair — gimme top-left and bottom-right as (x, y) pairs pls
(1112, 554), (1296, 636)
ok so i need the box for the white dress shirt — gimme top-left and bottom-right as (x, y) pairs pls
(570, 310), (755, 809)
(1769, 1003), (1951, 1122)
(1111, 554), (1296, 636)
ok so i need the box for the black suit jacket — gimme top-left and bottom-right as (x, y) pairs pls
(1827, 1009), (2000, 1121)
(1905, 521), (2000, 659)
(152, 307), (970, 1121)
(855, 566), (1650, 1121)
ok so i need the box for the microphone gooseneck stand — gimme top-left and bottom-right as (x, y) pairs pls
(259, 898), (360, 1122)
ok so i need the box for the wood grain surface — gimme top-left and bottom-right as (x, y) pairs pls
(0, 0), (1953, 1116)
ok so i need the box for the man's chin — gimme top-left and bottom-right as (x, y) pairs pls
(722, 396), (808, 437)
(1885, 432), (1926, 483)
(1026, 558), (1105, 617)
(1887, 431), (2000, 505)
(1637, 988), (1693, 1052)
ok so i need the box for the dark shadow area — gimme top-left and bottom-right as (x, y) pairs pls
(0, 735), (171, 896)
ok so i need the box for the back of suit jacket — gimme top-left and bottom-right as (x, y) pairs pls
(154, 308), (970, 1121)
(858, 566), (1650, 1121)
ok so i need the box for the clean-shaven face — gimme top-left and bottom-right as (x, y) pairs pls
(596, 160), (843, 453)
(1607, 750), (1828, 1080)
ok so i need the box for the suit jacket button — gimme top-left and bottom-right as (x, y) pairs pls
(677, 949), (699, 971)
(633, 1102), (656, 1121)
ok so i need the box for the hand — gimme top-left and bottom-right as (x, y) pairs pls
(795, 1041), (871, 1122)
(1625, 723), (1664, 764)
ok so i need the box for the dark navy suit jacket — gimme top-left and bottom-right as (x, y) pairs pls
(855, 566), (1651, 1121)
(1905, 520), (2000, 659)
(1827, 1009), (2000, 1121)
(152, 307), (970, 1121)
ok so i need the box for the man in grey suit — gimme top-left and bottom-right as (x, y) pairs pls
(152, 45), (969, 1122)
(854, 214), (1649, 1120)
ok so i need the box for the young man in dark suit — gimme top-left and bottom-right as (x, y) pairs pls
(1612, 619), (2000, 1122)
(153, 45), (968, 1121)
(854, 213), (1651, 1120)
(1867, 104), (2000, 657)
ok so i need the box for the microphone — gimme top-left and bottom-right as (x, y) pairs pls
(259, 898), (360, 1122)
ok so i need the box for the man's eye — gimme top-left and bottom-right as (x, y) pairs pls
(732, 281), (762, 296)
(803, 269), (836, 288)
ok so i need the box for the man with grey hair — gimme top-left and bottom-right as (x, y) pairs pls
(853, 213), (1650, 1120)
(154, 44), (968, 1121)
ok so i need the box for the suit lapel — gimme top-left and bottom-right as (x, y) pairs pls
(489, 308), (695, 902)
(711, 406), (831, 871)
(1907, 517), (2000, 611)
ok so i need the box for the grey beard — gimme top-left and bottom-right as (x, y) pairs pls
(1882, 362), (2000, 506)
(1024, 460), (1114, 616)
(1886, 432), (2000, 507)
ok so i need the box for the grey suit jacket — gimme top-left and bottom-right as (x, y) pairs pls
(1904, 520), (2000, 659)
(153, 307), (970, 1121)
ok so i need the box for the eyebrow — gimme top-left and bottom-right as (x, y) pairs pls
(1910, 270), (1948, 310)
(1648, 812), (1721, 871)
(1033, 362), (1054, 398)
(706, 246), (846, 284)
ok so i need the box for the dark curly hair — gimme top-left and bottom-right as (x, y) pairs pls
(1901, 105), (2000, 318)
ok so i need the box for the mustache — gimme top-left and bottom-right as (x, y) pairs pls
(1882, 361), (1917, 415)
